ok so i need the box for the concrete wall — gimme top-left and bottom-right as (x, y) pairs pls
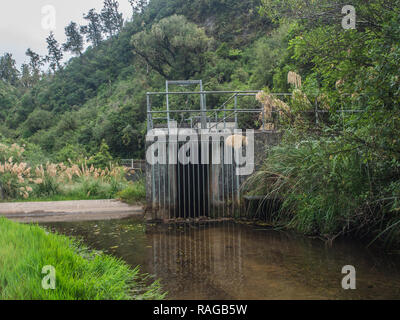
(145, 130), (281, 222)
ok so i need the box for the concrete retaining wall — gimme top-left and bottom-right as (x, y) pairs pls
(145, 130), (281, 222)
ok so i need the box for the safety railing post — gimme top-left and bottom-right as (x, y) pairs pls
(262, 107), (265, 132)
(234, 95), (238, 129)
(147, 94), (151, 131)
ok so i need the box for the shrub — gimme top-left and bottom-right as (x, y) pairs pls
(33, 174), (60, 197)
(0, 161), (32, 199)
(0, 141), (130, 201)
(118, 182), (146, 204)
(87, 140), (113, 169)
(245, 131), (400, 247)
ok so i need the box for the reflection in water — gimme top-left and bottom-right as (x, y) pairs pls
(43, 219), (400, 300)
(147, 223), (245, 299)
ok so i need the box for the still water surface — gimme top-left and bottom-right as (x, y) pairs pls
(43, 219), (400, 300)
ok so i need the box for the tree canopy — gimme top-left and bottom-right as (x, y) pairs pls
(132, 15), (212, 79)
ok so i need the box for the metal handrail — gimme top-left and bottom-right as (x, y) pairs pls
(146, 90), (261, 95)
(193, 92), (293, 130)
(210, 93), (238, 117)
(208, 109), (266, 131)
(148, 108), (263, 114)
(146, 82), (294, 131)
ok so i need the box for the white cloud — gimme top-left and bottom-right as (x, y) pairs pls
(0, 0), (133, 68)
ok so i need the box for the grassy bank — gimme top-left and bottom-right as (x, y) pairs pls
(0, 218), (164, 300)
(245, 130), (400, 249)
(117, 180), (146, 205)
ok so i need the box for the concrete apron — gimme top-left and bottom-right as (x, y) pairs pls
(0, 200), (144, 223)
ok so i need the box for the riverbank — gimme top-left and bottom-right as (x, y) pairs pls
(0, 199), (144, 223)
(0, 217), (164, 300)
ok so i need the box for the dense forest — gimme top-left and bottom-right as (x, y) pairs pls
(0, 0), (399, 246)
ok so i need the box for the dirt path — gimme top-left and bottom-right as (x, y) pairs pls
(0, 200), (144, 223)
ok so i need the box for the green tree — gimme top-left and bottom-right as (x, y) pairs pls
(129, 0), (148, 14)
(260, 0), (394, 31)
(90, 139), (113, 169)
(55, 144), (85, 163)
(100, 0), (124, 37)
(25, 48), (43, 82)
(131, 14), (212, 79)
(250, 0), (400, 245)
(63, 22), (84, 56)
(249, 24), (291, 88)
(0, 53), (19, 85)
(81, 9), (103, 47)
(22, 109), (54, 137)
(45, 32), (64, 72)
(0, 81), (18, 121)
(20, 64), (32, 88)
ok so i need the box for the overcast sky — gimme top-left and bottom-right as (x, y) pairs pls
(0, 0), (133, 68)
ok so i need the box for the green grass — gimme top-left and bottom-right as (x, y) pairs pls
(2, 195), (113, 203)
(117, 181), (146, 205)
(0, 218), (165, 300)
(1, 181), (146, 204)
(1, 176), (133, 203)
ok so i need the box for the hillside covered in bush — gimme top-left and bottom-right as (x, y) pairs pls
(0, 0), (275, 160)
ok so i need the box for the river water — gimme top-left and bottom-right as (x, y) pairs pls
(42, 218), (400, 300)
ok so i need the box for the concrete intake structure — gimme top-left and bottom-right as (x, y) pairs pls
(145, 129), (281, 222)
(145, 81), (284, 222)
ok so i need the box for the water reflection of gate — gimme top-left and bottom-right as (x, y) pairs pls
(146, 222), (244, 299)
